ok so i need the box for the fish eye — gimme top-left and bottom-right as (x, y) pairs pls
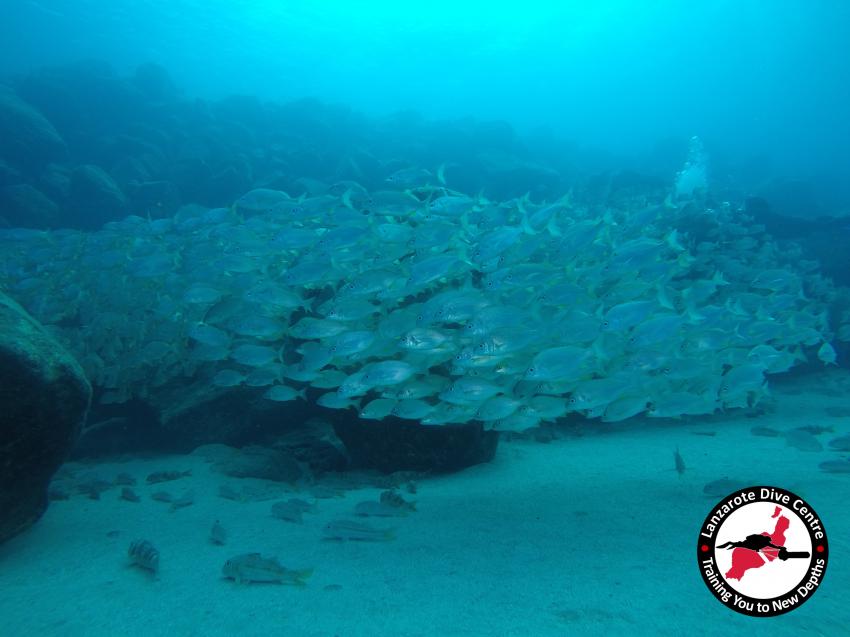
(568, 397), (577, 404)
(603, 321), (609, 327)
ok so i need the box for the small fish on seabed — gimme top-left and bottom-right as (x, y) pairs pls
(151, 491), (174, 503)
(354, 500), (410, 517)
(309, 486), (344, 499)
(380, 490), (417, 512)
(323, 519), (395, 542)
(819, 458), (850, 473)
(210, 520), (227, 546)
(146, 470), (191, 484)
(218, 484), (241, 501)
(48, 485), (70, 501)
(703, 477), (747, 498)
(828, 435), (850, 451)
(77, 478), (111, 500)
(784, 428), (824, 452)
(128, 539), (159, 574)
(169, 491), (194, 512)
(222, 553), (313, 585)
(796, 424), (834, 435)
(271, 500), (304, 523)
(674, 447), (686, 477)
(750, 426), (782, 438)
(113, 473), (136, 486)
(120, 487), (141, 503)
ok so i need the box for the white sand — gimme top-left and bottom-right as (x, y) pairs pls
(1, 369), (848, 636)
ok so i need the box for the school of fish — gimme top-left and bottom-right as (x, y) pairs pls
(0, 171), (843, 430)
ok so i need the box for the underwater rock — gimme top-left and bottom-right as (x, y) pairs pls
(0, 291), (91, 544)
(132, 62), (179, 104)
(0, 159), (21, 190)
(331, 415), (498, 474)
(0, 183), (60, 228)
(37, 163), (72, 202)
(0, 86), (67, 173)
(68, 164), (127, 228)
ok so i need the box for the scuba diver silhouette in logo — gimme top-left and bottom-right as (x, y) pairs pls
(717, 534), (811, 561)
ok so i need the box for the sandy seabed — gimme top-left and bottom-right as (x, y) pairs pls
(2, 370), (848, 637)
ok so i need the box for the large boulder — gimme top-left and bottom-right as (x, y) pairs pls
(0, 86), (67, 173)
(0, 292), (91, 544)
(68, 164), (127, 228)
(0, 183), (60, 228)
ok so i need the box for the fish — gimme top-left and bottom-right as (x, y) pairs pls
(379, 490), (416, 511)
(817, 342), (837, 365)
(819, 458), (850, 473)
(120, 487), (141, 503)
(128, 539), (160, 574)
(169, 492), (194, 512)
(222, 553), (313, 585)
(210, 520), (227, 546)
(385, 166), (442, 187)
(263, 385), (305, 402)
(784, 429), (824, 452)
(750, 426), (782, 438)
(113, 473), (136, 486)
(230, 344), (279, 367)
(0, 156), (837, 434)
(354, 500), (410, 517)
(827, 435), (850, 451)
(322, 519), (395, 542)
(703, 477), (747, 498)
(146, 470), (192, 484)
(674, 448), (686, 477)
(271, 500), (304, 523)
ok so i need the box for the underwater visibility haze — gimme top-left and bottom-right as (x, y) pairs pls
(0, 2), (849, 636)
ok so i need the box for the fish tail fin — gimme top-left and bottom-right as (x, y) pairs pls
(712, 270), (729, 286)
(293, 568), (314, 585)
(545, 213), (562, 237)
(520, 209), (537, 235)
(517, 192), (530, 215)
(436, 162), (447, 185)
(665, 229), (685, 251)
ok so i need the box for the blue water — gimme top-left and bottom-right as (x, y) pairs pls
(4, 1), (850, 192)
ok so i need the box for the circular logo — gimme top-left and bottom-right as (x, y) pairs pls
(697, 485), (828, 617)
